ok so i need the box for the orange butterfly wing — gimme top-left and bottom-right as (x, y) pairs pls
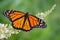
(12, 17), (24, 29)
(29, 15), (39, 28)
(23, 18), (31, 31)
(9, 11), (25, 21)
(8, 11), (26, 30)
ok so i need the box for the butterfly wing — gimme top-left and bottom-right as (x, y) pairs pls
(9, 11), (26, 30)
(28, 15), (40, 28)
(29, 15), (47, 28)
(12, 17), (25, 29)
(3, 10), (25, 22)
(9, 11), (25, 21)
(3, 10), (25, 29)
(23, 18), (31, 31)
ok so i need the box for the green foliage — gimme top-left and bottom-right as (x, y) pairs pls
(0, 0), (60, 40)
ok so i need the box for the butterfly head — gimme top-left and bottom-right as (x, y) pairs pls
(3, 10), (14, 17)
(39, 19), (47, 28)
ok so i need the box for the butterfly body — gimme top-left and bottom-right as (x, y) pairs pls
(3, 10), (47, 31)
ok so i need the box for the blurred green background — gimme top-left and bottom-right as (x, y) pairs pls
(0, 0), (60, 40)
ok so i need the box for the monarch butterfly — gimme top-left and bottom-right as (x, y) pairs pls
(3, 10), (47, 31)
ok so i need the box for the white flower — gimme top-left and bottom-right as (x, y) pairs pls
(36, 4), (56, 19)
(0, 23), (20, 39)
(0, 34), (6, 39)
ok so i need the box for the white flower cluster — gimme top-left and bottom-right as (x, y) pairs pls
(0, 23), (20, 39)
(36, 4), (56, 19)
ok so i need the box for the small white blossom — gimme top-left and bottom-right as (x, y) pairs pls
(0, 23), (20, 39)
(0, 34), (6, 39)
(36, 4), (56, 19)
